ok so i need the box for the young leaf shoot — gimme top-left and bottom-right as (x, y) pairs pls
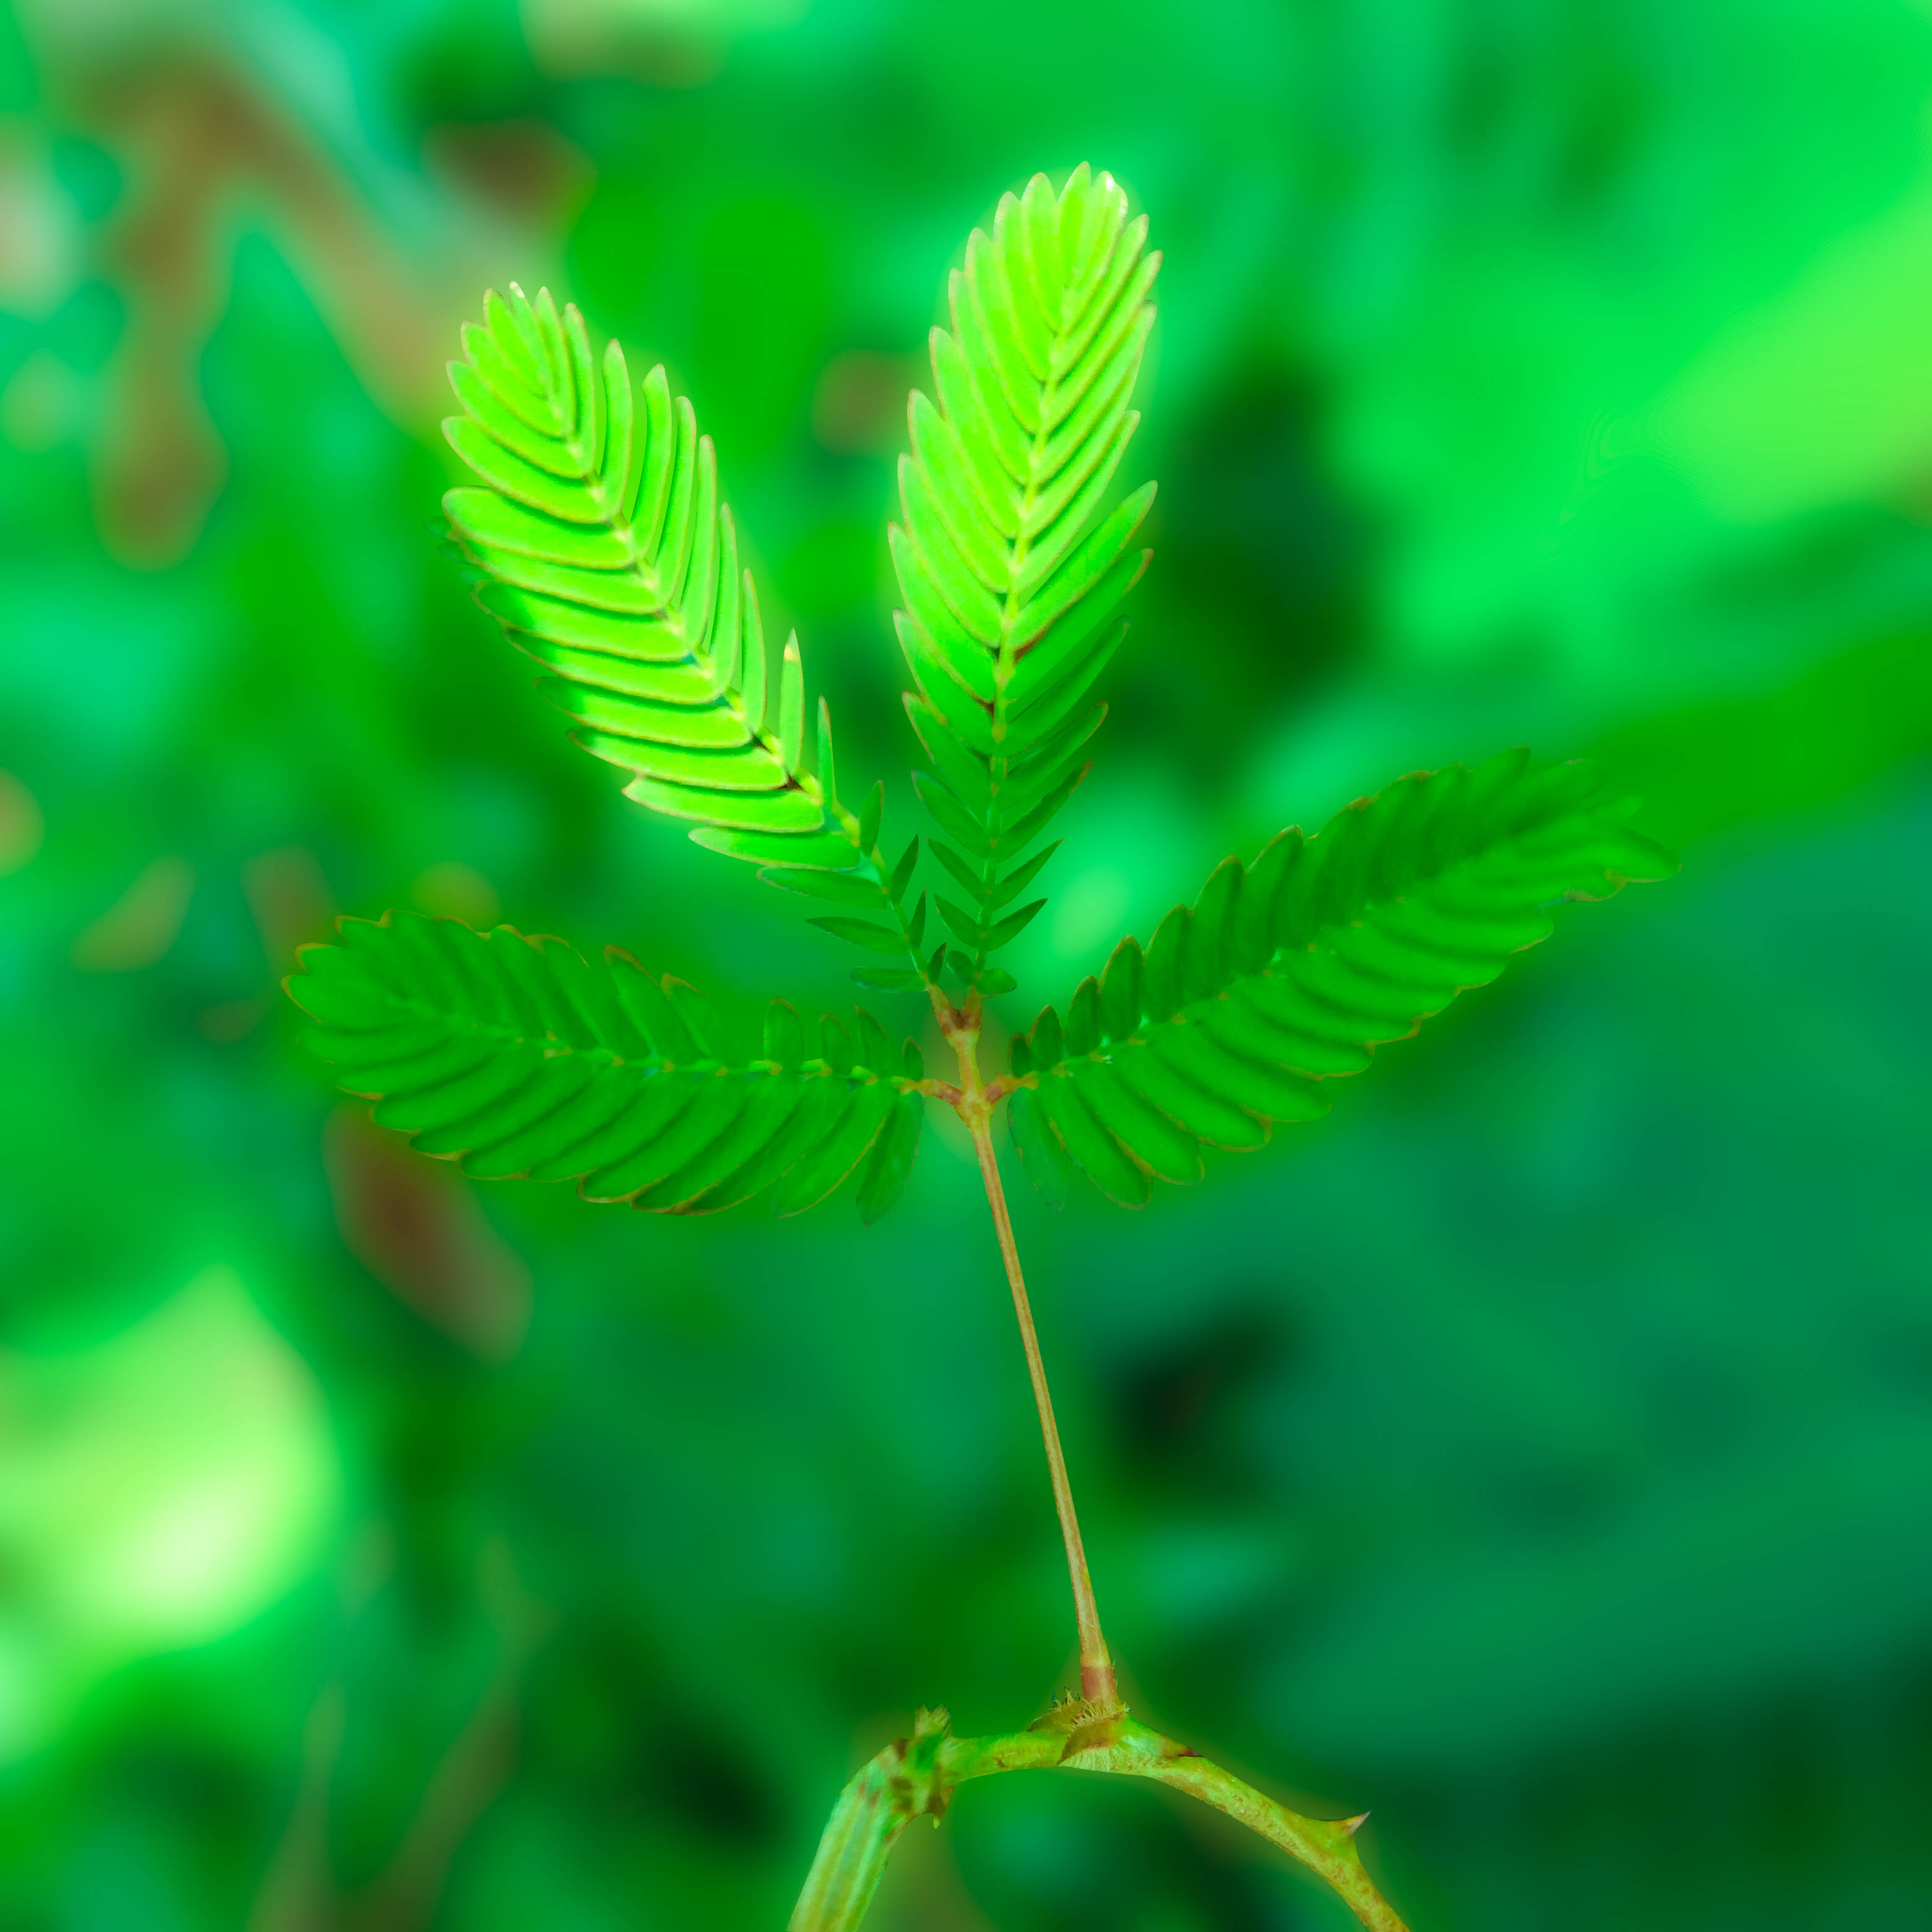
(286, 164), (1676, 1932)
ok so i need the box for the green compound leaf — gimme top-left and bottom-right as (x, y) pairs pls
(445, 284), (925, 972)
(892, 165), (1158, 985)
(1009, 750), (1679, 1206)
(286, 911), (925, 1220)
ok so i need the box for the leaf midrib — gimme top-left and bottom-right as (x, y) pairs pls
(360, 985), (889, 1087)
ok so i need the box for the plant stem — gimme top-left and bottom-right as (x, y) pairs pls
(940, 992), (1113, 1702)
(791, 1704), (1411, 1932)
(967, 1115), (1116, 1705)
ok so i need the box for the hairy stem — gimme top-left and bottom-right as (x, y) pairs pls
(791, 1702), (1410, 1932)
(965, 1108), (1115, 1704)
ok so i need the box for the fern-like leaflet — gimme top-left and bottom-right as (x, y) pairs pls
(289, 913), (925, 1221)
(892, 164), (1159, 995)
(444, 284), (929, 984)
(1007, 751), (1674, 1206)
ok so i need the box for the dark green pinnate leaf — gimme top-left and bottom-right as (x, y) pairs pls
(1011, 751), (1677, 1203)
(287, 912), (925, 1220)
(891, 166), (1160, 983)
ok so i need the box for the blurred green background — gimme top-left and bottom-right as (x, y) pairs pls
(2, 0), (1930, 1926)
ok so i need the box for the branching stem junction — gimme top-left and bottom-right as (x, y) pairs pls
(797, 988), (1414, 1932)
(938, 990), (1115, 1703)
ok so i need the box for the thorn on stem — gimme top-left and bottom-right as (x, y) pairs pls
(1341, 1812), (1370, 1837)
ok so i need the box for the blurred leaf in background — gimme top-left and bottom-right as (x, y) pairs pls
(0, 0), (1928, 1927)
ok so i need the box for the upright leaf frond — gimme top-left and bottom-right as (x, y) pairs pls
(446, 285), (849, 850)
(1007, 751), (1677, 1206)
(289, 912), (926, 1221)
(445, 287), (932, 978)
(893, 165), (1160, 990)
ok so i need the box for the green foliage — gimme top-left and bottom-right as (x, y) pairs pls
(286, 166), (1670, 1928)
(893, 165), (1158, 993)
(287, 911), (923, 1221)
(11, 9), (1926, 1927)
(1007, 751), (1676, 1207)
(302, 167), (1673, 1247)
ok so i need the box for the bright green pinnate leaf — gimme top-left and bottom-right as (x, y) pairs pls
(891, 165), (1159, 986)
(443, 285), (928, 975)
(288, 912), (923, 1219)
(1012, 750), (1678, 1204)
(445, 296), (833, 843)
